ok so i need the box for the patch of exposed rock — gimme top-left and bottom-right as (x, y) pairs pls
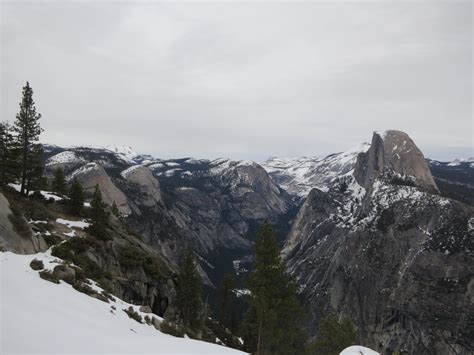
(121, 165), (163, 208)
(71, 163), (130, 214)
(0, 193), (48, 254)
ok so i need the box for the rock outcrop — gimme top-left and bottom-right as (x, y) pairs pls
(71, 163), (130, 214)
(121, 165), (163, 208)
(283, 131), (473, 354)
(354, 130), (439, 194)
(0, 193), (48, 254)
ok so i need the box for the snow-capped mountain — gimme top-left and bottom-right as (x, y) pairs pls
(262, 143), (370, 198)
(282, 130), (474, 354)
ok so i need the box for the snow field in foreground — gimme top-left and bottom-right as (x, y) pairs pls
(0, 251), (245, 354)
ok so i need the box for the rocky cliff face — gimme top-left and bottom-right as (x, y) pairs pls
(354, 130), (439, 194)
(283, 131), (473, 354)
(70, 163), (131, 214)
(0, 192), (48, 253)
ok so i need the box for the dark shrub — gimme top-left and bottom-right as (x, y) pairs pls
(160, 319), (185, 338)
(39, 270), (59, 284)
(124, 306), (143, 323)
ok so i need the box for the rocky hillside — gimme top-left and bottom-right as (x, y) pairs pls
(0, 188), (177, 318)
(282, 131), (474, 354)
(42, 146), (297, 288)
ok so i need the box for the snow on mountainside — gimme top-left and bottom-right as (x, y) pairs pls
(446, 157), (474, 167)
(262, 143), (370, 198)
(0, 251), (244, 354)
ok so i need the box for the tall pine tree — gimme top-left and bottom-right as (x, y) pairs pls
(68, 178), (84, 215)
(86, 184), (109, 239)
(175, 248), (203, 330)
(0, 121), (20, 187)
(52, 167), (67, 195)
(218, 273), (236, 327)
(13, 82), (43, 195)
(242, 221), (307, 355)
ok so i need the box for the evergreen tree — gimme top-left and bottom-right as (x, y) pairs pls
(308, 314), (357, 355)
(13, 82), (44, 195)
(86, 184), (109, 239)
(242, 221), (308, 355)
(68, 179), (84, 215)
(52, 167), (67, 195)
(0, 122), (20, 187)
(218, 273), (236, 326)
(175, 248), (203, 330)
(25, 144), (46, 194)
(111, 201), (121, 218)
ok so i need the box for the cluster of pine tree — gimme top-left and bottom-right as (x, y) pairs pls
(0, 82), (44, 194)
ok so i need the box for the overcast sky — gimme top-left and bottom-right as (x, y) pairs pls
(1, 1), (472, 161)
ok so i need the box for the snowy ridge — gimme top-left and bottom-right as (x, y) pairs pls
(69, 162), (100, 180)
(446, 157), (474, 167)
(262, 142), (370, 198)
(0, 251), (244, 354)
(46, 151), (85, 166)
(121, 164), (142, 179)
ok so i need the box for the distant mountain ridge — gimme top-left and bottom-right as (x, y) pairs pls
(40, 131), (474, 354)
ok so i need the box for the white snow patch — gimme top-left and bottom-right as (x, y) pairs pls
(148, 163), (166, 170)
(8, 183), (63, 201)
(56, 218), (90, 229)
(46, 151), (84, 166)
(340, 345), (379, 355)
(69, 162), (100, 180)
(106, 145), (139, 163)
(121, 165), (142, 179)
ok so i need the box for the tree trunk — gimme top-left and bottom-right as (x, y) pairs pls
(257, 317), (263, 355)
(20, 107), (29, 195)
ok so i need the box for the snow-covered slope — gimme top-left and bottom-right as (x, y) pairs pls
(263, 143), (370, 198)
(0, 251), (244, 354)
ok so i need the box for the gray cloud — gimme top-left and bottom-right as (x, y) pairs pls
(1, 1), (472, 161)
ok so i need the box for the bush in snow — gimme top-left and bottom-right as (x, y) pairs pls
(39, 270), (60, 284)
(308, 314), (357, 355)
